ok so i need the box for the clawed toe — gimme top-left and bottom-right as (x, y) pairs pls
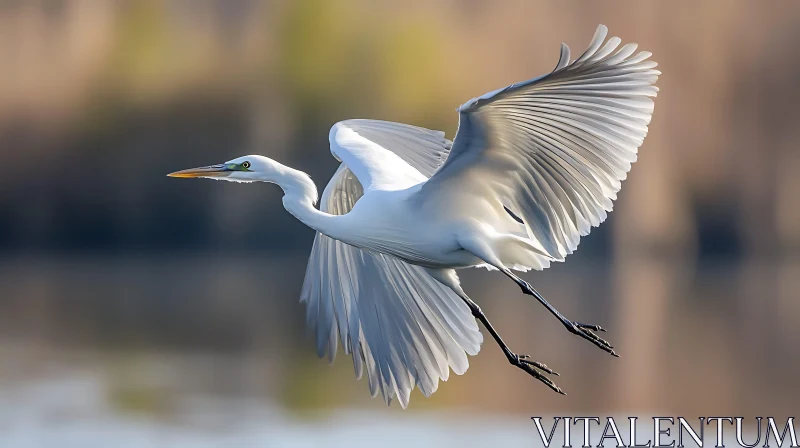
(519, 357), (559, 376)
(567, 322), (618, 357)
(513, 277), (619, 357)
(519, 362), (565, 395)
(576, 322), (606, 332)
(510, 354), (565, 394)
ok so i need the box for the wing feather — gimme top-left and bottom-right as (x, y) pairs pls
(420, 24), (659, 264)
(301, 120), (481, 408)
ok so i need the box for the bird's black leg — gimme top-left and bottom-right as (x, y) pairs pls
(503, 270), (618, 357)
(458, 294), (565, 395)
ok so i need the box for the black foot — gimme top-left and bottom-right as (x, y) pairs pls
(515, 278), (618, 358)
(509, 354), (565, 395)
(565, 321), (618, 357)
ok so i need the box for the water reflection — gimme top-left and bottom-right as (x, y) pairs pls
(0, 255), (796, 420)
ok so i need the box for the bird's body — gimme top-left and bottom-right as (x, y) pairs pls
(330, 188), (482, 269)
(168, 25), (659, 408)
(328, 177), (538, 270)
(325, 122), (556, 271)
(275, 154), (479, 268)
(321, 123), (473, 269)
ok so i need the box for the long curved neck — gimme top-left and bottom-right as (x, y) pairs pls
(270, 165), (344, 239)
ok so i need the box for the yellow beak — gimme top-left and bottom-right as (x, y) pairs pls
(167, 164), (230, 178)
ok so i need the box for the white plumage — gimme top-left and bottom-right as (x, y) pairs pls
(168, 25), (659, 407)
(303, 122), (481, 408)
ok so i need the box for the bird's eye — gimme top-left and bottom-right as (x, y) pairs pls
(242, 161), (251, 169)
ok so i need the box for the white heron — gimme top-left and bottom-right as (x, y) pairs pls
(169, 25), (659, 407)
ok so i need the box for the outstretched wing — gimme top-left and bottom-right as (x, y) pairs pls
(420, 25), (660, 263)
(301, 120), (482, 408)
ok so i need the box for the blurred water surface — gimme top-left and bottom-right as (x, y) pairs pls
(1, 257), (797, 415)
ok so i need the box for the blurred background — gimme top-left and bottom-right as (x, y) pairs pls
(1, 1), (799, 446)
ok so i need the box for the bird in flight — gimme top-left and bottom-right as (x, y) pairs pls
(169, 25), (659, 407)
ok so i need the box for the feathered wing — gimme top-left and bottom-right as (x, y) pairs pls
(301, 120), (482, 408)
(420, 25), (660, 265)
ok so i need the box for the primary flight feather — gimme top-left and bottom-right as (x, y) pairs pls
(168, 25), (659, 408)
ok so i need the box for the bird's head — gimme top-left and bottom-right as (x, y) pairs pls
(167, 155), (280, 183)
